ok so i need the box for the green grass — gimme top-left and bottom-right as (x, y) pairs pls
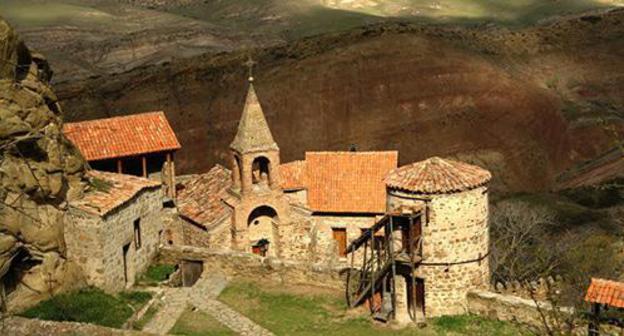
(138, 264), (176, 285)
(170, 307), (236, 336)
(218, 280), (525, 335)
(132, 302), (160, 331)
(19, 287), (152, 328)
(0, 1), (116, 27)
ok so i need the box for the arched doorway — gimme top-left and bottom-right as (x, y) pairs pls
(247, 206), (278, 257)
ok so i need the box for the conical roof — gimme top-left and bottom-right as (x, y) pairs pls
(230, 83), (278, 153)
(385, 157), (491, 194)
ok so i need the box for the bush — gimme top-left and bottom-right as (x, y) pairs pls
(139, 264), (176, 285)
(119, 290), (152, 308)
(19, 287), (135, 328)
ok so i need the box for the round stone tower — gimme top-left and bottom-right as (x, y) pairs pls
(384, 157), (491, 317)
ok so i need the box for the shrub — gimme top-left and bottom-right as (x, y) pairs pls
(140, 264), (176, 284)
(19, 287), (134, 328)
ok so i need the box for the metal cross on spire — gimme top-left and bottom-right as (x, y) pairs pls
(244, 56), (257, 83)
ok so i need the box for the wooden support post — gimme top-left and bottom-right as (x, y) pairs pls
(141, 156), (147, 178)
(166, 152), (176, 198)
(409, 216), (417, 322)
(588, 303), (601, 336)
(171, 152), (176, 198)
(117, 159), (123, 174)
(389, 216), (397, 320)
(370, 238), (375, 313)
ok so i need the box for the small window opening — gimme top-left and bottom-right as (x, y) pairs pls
(134, 218), (142, 249)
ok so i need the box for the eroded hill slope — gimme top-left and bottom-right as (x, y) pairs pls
(55, 8), (624, 192)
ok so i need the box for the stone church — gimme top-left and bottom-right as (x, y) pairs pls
(174, 78), (493, 320)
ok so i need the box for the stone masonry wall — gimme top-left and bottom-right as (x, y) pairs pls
(157, 245), (345, 289)
(308, 214), (377, 266)
(181, 216), (232, 250)
(2, 316), (150, 336)
(467, 290), (574, 332)
(387, 186), (490, 317)
(66, 187), (163, 292)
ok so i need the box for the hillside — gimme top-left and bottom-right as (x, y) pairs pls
(51, 8), (624, 193)
(2, 0), (623, 82)
(1, 1), (623, 192)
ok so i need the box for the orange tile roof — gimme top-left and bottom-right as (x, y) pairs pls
(279, 160), (306, 191)
(71, 170), (161, 216)
(385, 157), (491, 194)
(585, 278), (624, 308)
(63, 111), (181, 161)
(177, 165), (233, 228)
(305, 151), (398, 213)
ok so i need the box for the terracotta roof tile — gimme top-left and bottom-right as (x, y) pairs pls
(279, 160), (306, 191)
(305, 151), (398, 213)
(177, 165), (232, 228)
(63, 111), (181, 161)
(585, 278), (624, 308)
(385, 157), (491, 194)
(71, 170), (161, 217)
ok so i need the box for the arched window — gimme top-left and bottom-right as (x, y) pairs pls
(251, 156), (271, 185)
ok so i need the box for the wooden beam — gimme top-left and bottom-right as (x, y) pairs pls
(117, 159), (123, 174)
(141, 156), (147, 178)
(166, 152), (175, 198)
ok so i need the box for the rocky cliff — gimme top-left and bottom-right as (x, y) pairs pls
(0, 18), (87, 312)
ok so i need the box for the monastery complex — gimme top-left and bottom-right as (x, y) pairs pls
(61, 77), (493, 324)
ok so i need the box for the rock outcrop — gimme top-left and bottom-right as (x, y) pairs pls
(0, 18), (88, 312)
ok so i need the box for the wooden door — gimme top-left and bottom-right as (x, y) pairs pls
(407, 278), (425, 316)
(401, 218), (422, 254)
(181, 260), (203, 287)
(332, 228), (347, 257)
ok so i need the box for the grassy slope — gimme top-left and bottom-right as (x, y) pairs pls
(218, 280), (525, 336)
(2, 0), (622, 35)
(170, 307), (235, 336)
(19, 288), (152, 328)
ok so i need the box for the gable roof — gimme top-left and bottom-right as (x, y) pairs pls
(385, 157), (491, 194)
(230, 83), (278, 153)
(279, 160), (306, 191)
(305, 151), (398, 213)
(63, 111), (181, 161)
(585, 278), (624, 308)
(71, 170), (161, 217)
(176, 165), (233, 229)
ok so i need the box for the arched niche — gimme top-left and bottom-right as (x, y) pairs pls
(247, 205), (278, 256)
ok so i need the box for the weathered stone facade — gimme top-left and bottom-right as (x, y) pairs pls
(65, 185), (163, 292)
(387, 185), (490, 318)
(171, 81), (493, 325)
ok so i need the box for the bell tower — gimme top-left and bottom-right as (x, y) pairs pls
(229, 78), (281, 194)
(228, 66), (289, 256)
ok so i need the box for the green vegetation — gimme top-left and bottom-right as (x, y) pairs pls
(138, 263), (176, 285)
(491, 180), (624, 307)
(1, 0), (622, 40)
(432, 315), (525, 335)
(19, 287), (152, 328)
(0, 1), (116, 28)
(132, 302), (160, 331)
(170, 307), (235, 336)
(89, 176), (112, 193)
(218, 280), (525, 335)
